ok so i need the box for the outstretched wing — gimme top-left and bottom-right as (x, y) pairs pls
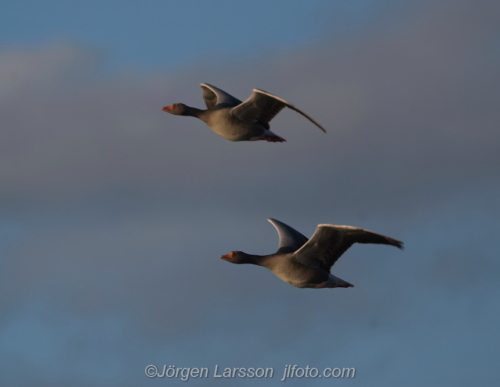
(230, 89), (326, 132)
(293, 225), (403, 272)
(267, 218), (309, 254)
(200, 83), (242, 109)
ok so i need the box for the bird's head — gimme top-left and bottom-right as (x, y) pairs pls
(220, 251), (253, 264)
(162, 103), (188, 115)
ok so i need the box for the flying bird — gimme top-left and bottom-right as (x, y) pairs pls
(162, 83), (326, 142)
(221, 218), (403, 289)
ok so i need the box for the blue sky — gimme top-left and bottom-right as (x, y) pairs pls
(1, 0), (500, 386)
(1, 0), (410, 70)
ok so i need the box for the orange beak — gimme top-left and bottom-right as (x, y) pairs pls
(220, 252), (234, 261)
(162, 105), (174, 113)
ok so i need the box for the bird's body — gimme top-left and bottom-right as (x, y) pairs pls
(221, 219), (404, 289)
(258, 253), (336, 288)
(197, 106), (277, 142)
(162, 83), (326, 142)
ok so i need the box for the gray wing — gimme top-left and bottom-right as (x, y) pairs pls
(200, 83), (242, 109)
(267, 218), (309, 254)
(230, 89), (327, 132)
(293, 225), (404, 272)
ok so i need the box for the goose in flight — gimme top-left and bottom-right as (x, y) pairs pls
(162, 83), (326, 142)
(221, 219), (403, 289)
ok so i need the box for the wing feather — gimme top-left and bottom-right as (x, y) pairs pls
(230, 89), (326, 132)
(200, 83), (241, 109)
(294, 225), (403, 272)
(267, 218), (309, 254)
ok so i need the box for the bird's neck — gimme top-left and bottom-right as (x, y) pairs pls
(183, 106), (206, 119)
(245, 254), (275, 269)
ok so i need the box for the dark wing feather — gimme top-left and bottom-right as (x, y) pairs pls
(267, 218), (309, 254)
(200, 83), (241, 109)
(293, 225), (403, 272)
(230, 89), (326, 132)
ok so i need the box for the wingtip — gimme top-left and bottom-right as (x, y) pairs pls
(267, 218), (288, 229)
(315, 124), (327, 133)
(385, 236), (404, 250)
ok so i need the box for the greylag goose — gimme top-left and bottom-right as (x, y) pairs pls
(221, 219), (403, 289)
(162, 83), (326, 142)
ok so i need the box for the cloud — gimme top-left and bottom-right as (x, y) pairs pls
(0, 4), (498, 229)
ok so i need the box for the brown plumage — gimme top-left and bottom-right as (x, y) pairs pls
(162, 83), (326, 142)
(221, 219), (404, 289)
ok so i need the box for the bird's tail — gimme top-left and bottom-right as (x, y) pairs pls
(265, 134), (286, 143)
(336, 278), (354, 288)
(327, 274), (354, 288)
